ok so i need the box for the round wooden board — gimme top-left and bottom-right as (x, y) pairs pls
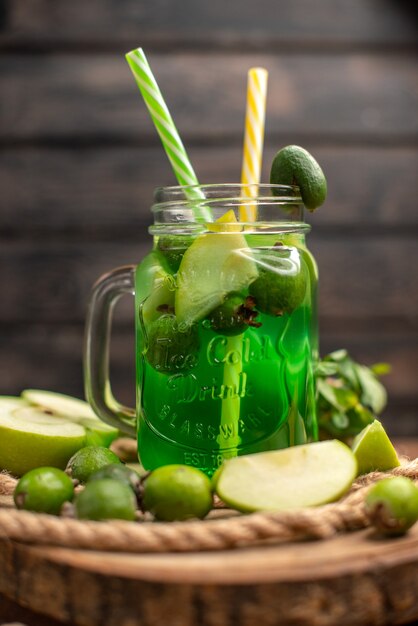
(1, 526), (418, 626)
(0, 439), (418, 626)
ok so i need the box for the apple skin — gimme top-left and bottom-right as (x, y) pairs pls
(0, 391), (122, 477)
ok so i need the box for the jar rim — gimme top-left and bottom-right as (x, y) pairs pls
(150, 183), (309, 234)
(153, 183), (302, 207)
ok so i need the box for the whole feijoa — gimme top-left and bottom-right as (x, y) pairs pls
(142, 464), (213, 521)
(66, 446), (121, 483)
(209, 293), (260, 336)
(146, 314), (199, 373)
(365, 476), (418, 536)
(14, 467), (74, 515)
(75, 478), (137, 521)
(270, 145), (327, 211)
(249, 246), (308, 316)
(157, 234), (196, 273)
(88, 463), (141, 497)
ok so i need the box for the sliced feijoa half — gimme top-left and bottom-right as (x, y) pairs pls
(175, 210), (259, 325)
(352, 419), (400, 475)
(270, 145), (327, 211)
(216, 440), (357, 512)
(0, 407), (86, 476)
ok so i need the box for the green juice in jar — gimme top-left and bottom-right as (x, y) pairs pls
(135, 231), (318, 477)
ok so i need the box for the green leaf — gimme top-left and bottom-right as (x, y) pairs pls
(316, 378), (344, 411)
(345, 404), (375, 433)
(314, 362), (339, 377)
(333, 386), (359, 411)
(354, 364), (387, 414)
(331, 412), (350, 430)
(335, 357), (360, 392)
(316, 350), (390, 441)
(370, 362), (391, 377)
(325, 349), (348, 362)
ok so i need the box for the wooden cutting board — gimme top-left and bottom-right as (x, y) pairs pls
(0, 438), (417, 626)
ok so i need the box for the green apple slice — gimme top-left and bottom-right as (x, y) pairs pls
(175, 211), (259, 324)
(216, 440), (357, 512)
(22, 389), (97, 419)
(0, 396), (29, 410)
(78, 418), (120, 448)
(136, 252), (175, 327)
(21, 389), (119, 446)
(352, 419), (400, 475)
(0, 407), (86, 476)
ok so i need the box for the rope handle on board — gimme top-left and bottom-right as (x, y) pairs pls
(0, 458), (417, 554)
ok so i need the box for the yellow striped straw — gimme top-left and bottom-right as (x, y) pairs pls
(239, 67), (268, 222)
(218, 68), (268, 457)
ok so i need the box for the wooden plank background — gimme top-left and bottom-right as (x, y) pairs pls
(0, 0), (417, 435)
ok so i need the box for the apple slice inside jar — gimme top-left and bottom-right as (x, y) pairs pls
(175, 210), (259, 325)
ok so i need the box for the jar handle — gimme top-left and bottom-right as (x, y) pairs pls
(84, 265), (136, 436)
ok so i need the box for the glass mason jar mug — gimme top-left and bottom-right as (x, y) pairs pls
(84, 184), (319, 476)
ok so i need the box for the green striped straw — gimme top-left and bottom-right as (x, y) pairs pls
(126, 47), (211, 222)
